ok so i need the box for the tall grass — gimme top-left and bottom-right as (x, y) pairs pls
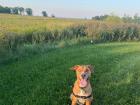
(85, 21), (140, 41)
(1, 20), (140, 52)
(0, 14), (140, 63)
(1, 25), (87, 51)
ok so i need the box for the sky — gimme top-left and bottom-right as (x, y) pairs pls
(0, 0), (140, 18)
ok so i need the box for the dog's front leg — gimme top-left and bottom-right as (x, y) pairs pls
(71, 100), (77, 105)
(86, 101), (91, 105)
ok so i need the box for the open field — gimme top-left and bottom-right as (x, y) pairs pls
(0, 14), (140, 105)
(0, 14), (88, 36)
(1, 0), (140, 105)
(0, 42), (140, 105)
(0, 14), (140, 59)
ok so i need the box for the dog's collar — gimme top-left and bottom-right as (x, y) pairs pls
(72, 92), (92, 99)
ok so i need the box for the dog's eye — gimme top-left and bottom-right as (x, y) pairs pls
(81, 74), (85, 78)
(83, 74), (86, 77)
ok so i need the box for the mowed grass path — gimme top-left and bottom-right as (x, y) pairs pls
(0, 42), (140, 105)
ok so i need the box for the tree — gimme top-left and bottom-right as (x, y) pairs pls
(51, 14), (55, 18)
(92, 16), (100, 20)
(0, 5), (10, 13)
(25, 8), (33, 16)
(92, 15), (109, 20)
(133, 14), (140, 24)
(105, 15), (123, 23)
(11, 7), (19, 14)
(42, 11), (48, 17)
(122, 14), (133, 23)
(18, 7), (24, 15)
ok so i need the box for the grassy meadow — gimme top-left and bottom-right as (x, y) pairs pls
(0, 42), (140, 105)
(0, 14), (87, 35)
(0, 14), (140, 105)
(1, 14), (140, 62)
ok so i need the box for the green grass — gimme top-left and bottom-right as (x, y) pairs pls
(0, 42), (140, 105)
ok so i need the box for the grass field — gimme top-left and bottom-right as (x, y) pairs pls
(1, 14), (140, 57)
(0, 14), (88, 36)
(0, 42), (140, 105)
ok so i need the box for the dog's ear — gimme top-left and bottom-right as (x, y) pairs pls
(71, 65), (81, 71)
(87, 65), (94, 73)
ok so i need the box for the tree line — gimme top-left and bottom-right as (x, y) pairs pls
(92, 14), (140, 24)
(0, 5), (55, 17)
(0, 5), (33, 16)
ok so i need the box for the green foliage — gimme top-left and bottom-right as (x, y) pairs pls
(0, 5), (31, 15)
(85, 21), (140, 41)
(25, 8), (33, 16)
(0, 14), (140, 63)
(42, 11), (48, 17)
(92, 15), (109, 20)
(11, 7), (19, 14)
(0, 5), (10, 13)
(99, 27), (140, 42)
(121, 14), (140, 24)
(1, 25), (87, 52)
(0, 14), (140, 105)
(18, 7), (24, 15)
(105, 16), (123, 23)
(51, 14), (55, 18)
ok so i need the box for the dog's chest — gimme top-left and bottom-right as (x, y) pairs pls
(78, 85), (92, 96)
(77, 89), (90, 105)
(79, 89), (86, 96)
(77, 99), (85, 105)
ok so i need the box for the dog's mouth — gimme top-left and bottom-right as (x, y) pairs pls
(79, 73), (89, 88)
(79, 79), (88, 88)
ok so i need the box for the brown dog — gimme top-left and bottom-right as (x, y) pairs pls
(70, 65), (94, 105)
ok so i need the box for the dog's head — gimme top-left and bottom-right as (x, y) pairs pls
(71, 65), (94, 88)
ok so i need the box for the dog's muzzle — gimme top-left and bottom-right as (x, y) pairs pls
(79, 72), (89, 88)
